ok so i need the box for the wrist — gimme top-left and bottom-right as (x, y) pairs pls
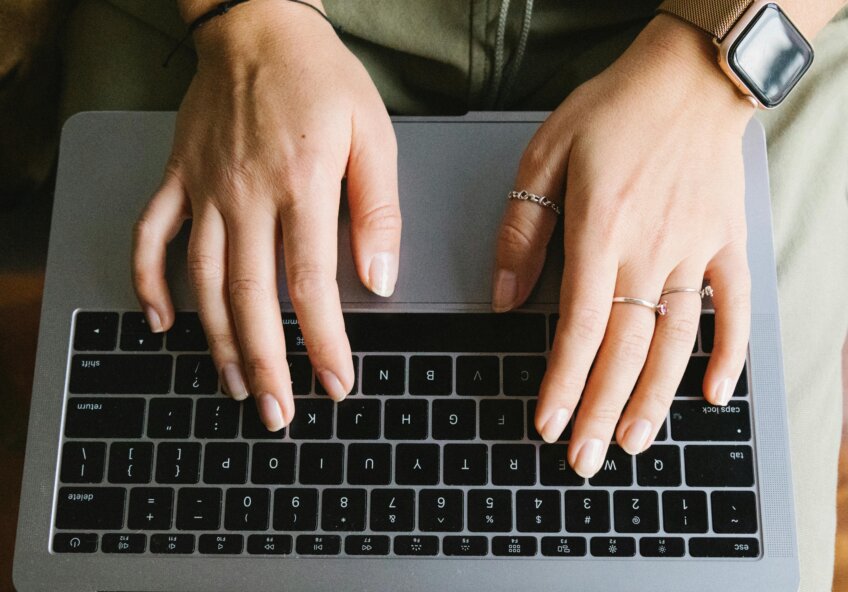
(178, 0), (325, 24)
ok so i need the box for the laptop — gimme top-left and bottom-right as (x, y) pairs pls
(13, 111), (798, 591)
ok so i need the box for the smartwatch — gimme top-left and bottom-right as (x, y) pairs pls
(658, 0), (814, 109)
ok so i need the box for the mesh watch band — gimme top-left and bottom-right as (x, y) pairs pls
(657, 0), (754, 40)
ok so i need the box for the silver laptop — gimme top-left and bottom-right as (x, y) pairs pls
(13, 111), (798, 591)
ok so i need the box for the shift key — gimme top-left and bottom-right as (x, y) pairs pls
(65, 398), (145, 438)
(69, 354), (172, 394)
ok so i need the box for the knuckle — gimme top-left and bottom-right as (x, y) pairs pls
(187, 253), (223, 286)
(580, 404), (622, 428)
(498, 217), (538, 252)
(287, 264), (334, 305)
(519, 141), (556, 182)
(205, 331), (238, 354)
(563, 306), (606, 342)
(657, 315), (699, 346)
(356, 202), (402, 236)
(229, 277), (268, 306)
(608, 329), (652, 365)
(243, 354), (277, 378)
(542, 373), (586, 402)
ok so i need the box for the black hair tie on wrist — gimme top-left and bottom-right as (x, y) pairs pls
(164, 0), (341, 67)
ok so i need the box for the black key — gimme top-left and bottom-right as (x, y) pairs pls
(299, 443), (344, 484)
(65, 397), (145, 438)
(662, 491), (708, 533)
(147, 398), (192, 439)
(443, 536), (487, 556)
(74, 312), (118, 351)
(539, 444), (583, 486)
(176, 487), (221, 530)
(384, 399), (428, 440)
(56, 487), (125, 530)
(281, 313), (306, 352)
(711, 491), (757, 534)
(432, 399), (476, 440)
(677, 358), (748, 397)
(195, 398), (240, 439)
(419, 489), (463, 532)
(60, 442), (105, 483)
(102, 533), (146, 554)
(456, 355), (499, 396)
(395, 444), (439, 485)
(527, 400), (571, 442)
(248, 534), (292, 555)
(347, 443), (391, 485)
(516, 489), (561, 533)
(564, 490), (610, 533)
(689, 537), (760, 558)
(174, 354), (218, 394)
(150, 534), (194, 554)
(69, 354), (171, 394)
(108, 442), (153, 484)
(225, 488), (270, 531)
(362, 355), (405, 395)
(409, 355), (452, 396)
(548, 313), (558, 349)
(636, 445), (681, 487)
(289, 398), (334, 439)
(120, 312), (163, 351)
(639, 537), (686, 558)
(479, 399), (524, 440)
(394, 535), (438, 556)
(166, 312), (208, 351)
(199, 534), (243, 554)
(242, 402), (286, 439)
(296, 535), (341, 555)
(656, 421), (668, 441)
(503, 356), (546, 396)
(670, 400), (751, 441)
(345, 535), (390, 556)
(128, 487), (173, 530)
(155, 442), (200, 484)
(443, 444), (487, 485)
(288, 354), (312, 395)
(590, 536), (636, 557)
(467, 489), (511, 532)
(588, 446), (632, 486)
(53, 533), (98, 553)
(541, 536), (587, 557)
(492, 536), (537, 556)
(274, 489), (318, 531)
(203, 442), (248, 484)
(251, 443), (296, 484)
(337, 398), (381, 439)
(684, 445), (754, 487)
(700, 313), (715, 353)
(492, 444), (536, 485)
(369, 488), (414, 532)
(613, 491), (659, 533)
(316, 356), (359, 397)
(320, 488), (366, 531)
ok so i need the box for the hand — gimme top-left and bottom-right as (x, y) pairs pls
(132, 0), (400, 430)
(492, 15), (754, 477)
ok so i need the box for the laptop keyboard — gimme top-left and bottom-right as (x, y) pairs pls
(53, 310), (759, 558)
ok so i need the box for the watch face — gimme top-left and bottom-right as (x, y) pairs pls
(729, 4), (813, 108)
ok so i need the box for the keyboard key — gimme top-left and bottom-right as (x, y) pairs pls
(409, 355), (452, 396)
(60, 442), (105, 483)
(195, 399), (240, 439)
(492, 536), (536, 556)
(248, 534), (292, 555)
(347, 443), (391, 485)
(662, 490), (708, 533)
(370, 488), (415, 532)
(539, 444), (583, 486)
(492, 444), (536, 485)
(176, 488), (221, 530)
(590, 536), (636, 557)
(564, 490), (610, 533)
(281, 313), (306, 352)
(102, 533), (145, 553)
(677, 359), (749, 398)
(120, 312), (163, 351)
(316, 356), (359, 397)
(548, 313), (558, 348)
(467, 489), (511, 532)
(700, 313), (714, 353)
(395, 444), (439, 485)
(503, 355), (545, 396)
(639, 537), (685, 557)
(456, 355), (499, 396)
(296, 535), (341, 555)
(393, 535), (438, 556)
(56, 487), (125, 530)
(541, 536), (587, 557)
(155, 442), (200, 484)
(174, 354), (218, 394)
(74, 312), (118, 351)
(251, 443), (296, 484)
(289, 398), (334, 439)
(516, 489), (561, 533)
(613, 491), (659, 533)
(670, 400), (751, 441)
(684, 445), (754, 487)
(53, 533), (98, 553)
(321, 488), (366, 531)
(362, 355), (405, 395)
(150, 534), (194, 554)
(203, 442), (248, 484)
(147, 398), (192, 439)
(69, 354), (172, 394)
(443, 536), (487, 556)
(225, 488), (270, 531)
(527, 400), (570, 441)
(299, 443), (344, 484)
(199, 534), (243, 554)
(588, 446), (632, 486)
(384, 399), (428, 440)
(479, 399), (524, 440)
(287, 354), (312, 395)
(242, 402), (286, 439)
(345, 535), (390, 556)
(337, 398), (381, 439)
(443, 444), (487, 485)
(711, 491), (757, 534)
(274, 489), (318, 531)
(432, 399), (476, 440)
(166, 312), (208, 351)
(689, 537), (759, 558)
(635, 445), (681, 487)
(65, 398), (145, 438)
(419, 489), (463, 532)
(128, 487), (173, 530)
(108, 442), (153, 484)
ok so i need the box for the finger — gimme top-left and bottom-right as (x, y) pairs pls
(616, 261), (705, 454)
(187, 206), (248, 401)
(703, 244), (750, 405)
(227, 213), (292, 430)
(347, 105), (402, 297)
(132, 170), (190, 332)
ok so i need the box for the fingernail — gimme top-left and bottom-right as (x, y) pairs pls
(541, 408), (571, 443)
(258, 393), (285, 432)
(573, 438), (604, 478)
(368, 252), (397, 297)
(145, 306), (163, 333)
(222, 363), (249, 401)
(318, 369), (348, 401)
(492, 269), (518, 312)
(715, 377), (733, 406)
(621, 419), (652, 455)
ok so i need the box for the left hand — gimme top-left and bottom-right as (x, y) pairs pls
(492, 14), (755, 477)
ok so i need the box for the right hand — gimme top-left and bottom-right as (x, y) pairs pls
(132, 0), (401, 430)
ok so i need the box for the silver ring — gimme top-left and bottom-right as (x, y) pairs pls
(612, 296), (668, 316)
(661, 285), (714, 298)
(508, 190), (562, 215)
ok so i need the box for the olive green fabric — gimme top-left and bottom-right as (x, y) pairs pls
(61, 2), (848, 589)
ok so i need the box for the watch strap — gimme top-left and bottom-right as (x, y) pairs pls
(657, 0), (754, 40)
